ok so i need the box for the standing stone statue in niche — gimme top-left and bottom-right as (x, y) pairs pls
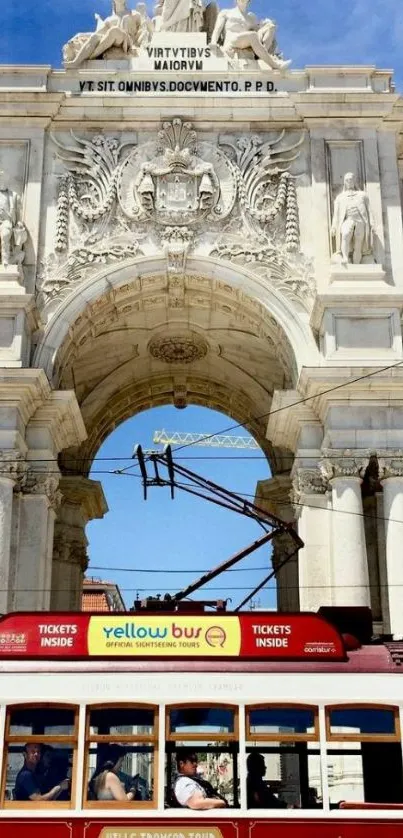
(63, 0), (149, 67)
(331, 172), (375, 265)
(211, 0), (291, 69)
(0, 170), (27, 268)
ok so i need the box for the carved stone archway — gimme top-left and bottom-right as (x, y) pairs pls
(31, 255), (318, 608)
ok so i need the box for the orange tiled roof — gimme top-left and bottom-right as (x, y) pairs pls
(82, 591), (109, 612)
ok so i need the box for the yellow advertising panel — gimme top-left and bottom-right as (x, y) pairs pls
(88, 616), (241, 657)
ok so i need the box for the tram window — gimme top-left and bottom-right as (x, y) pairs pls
(327, 706), (398, 739)
(245, 744), (322, 809)
(166, 743), (239, 808)
(9, 707), (76, 737)
(1, 704), (78, 808)
(169, 707), (235, 736)
(84, 705), (157, 807)
(326, 705), (403, 807)
(166, 705), (239, 808)
(248, 707), (317, 740)
(246, 705), (321, 809)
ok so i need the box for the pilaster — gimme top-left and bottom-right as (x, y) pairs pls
(378, 452), (403, 638)
(255, 475), (299, 611)
(51, 477), (108, 611)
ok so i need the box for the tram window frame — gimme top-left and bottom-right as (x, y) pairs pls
(83, 703), (158, 809)
(1, 703), (79, 809)
(166, 703), (239, 808)
(166, 703), (239, 742)
(325, 704), (401, 743)
(325, 704), (403, 807)
(245, 704), (321, 809)
(246, 703), (320, 743)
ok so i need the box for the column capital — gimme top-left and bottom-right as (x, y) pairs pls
(320, 449), (370, 482)
(24, 469), (62, 510)
(0, 449), (26, 489)
(378, 451), (403, 481)
(292, 467), (328, 499)
(53, 531), (88, 571)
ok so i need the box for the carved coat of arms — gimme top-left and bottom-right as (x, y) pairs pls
(117, 118), (234, 225)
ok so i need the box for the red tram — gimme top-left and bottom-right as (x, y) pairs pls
(0, 610), (403, 837)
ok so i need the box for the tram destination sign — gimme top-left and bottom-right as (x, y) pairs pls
(0, 612), (345, 661)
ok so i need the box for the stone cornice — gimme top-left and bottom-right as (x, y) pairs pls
(28, 391), (87, 454)
(59, 476), (108, 522)
(266, 390), (321, 452)
(297, 366), (403, 423)
(0, 369), (51, 427)
(0, 64), (401, 128)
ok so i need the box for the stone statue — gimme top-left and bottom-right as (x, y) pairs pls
(0, 170), (27, 268)
(63, 0), (147, 68)
(211, 0), (291, 69)
(331, 172), (375, 265)
(154, 0), (205, 32)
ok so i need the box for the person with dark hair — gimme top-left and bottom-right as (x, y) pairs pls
(14, 743), (70, 801)
(90, 745), (137, 802)
(172, 749), (228, 810)
(246, 752), (287, 809)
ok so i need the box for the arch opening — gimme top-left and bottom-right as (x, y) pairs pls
(35, 262), (307, 476)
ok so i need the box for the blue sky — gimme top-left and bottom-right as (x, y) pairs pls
(1, 0), (403, 88)
(87, 407), (276, 610)
(1, 0), (400, 610)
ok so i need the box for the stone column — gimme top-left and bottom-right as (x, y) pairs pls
(0, 449), (23, 614)
(272, 531), (300, 612)
(255, 474), (299, 611)
(0, 451), (26, 612)
(375, 491), (390, 633)
(321, 452), (370, 607)
(292, 468), (332, 611)
(51, 476), (108, 611)
(379, 454), (403, 638)
(12, 470), (62, 611)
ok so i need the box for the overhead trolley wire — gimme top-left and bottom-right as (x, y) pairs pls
(0, 360), (402, 467)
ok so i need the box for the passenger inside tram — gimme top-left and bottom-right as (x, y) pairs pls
(88, 745), (139, 802)
(2, 702), (403, 809)
(246, 751), (287, 809)
(172, 748), (229, 809)
(14, 743), (70, 802)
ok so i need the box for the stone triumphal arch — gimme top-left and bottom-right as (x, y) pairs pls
(1, 0), (403, 635)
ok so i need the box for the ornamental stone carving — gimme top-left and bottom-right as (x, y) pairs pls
(378, 452), (403, 480)
(0, 171), (27, 268)
(148, 333), (208, 363)
(40, 122), (307, 316)
(331, 172), (375, 265)
(0, 450), (26, 488)
(320, 449), (370, 481)
(53, 532), (88, 570)
(211, 0), (291, 70)
(292, 468), (328, 500)
(119, 118), (226, 225)
(24, 471), (63, 510)
(161, 226), (194, 274)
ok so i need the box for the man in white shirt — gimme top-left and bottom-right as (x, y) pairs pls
(173, 749), (228, 810)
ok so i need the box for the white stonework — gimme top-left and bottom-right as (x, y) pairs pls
(0, 2), (403, 631)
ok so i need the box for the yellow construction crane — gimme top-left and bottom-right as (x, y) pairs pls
(153, 429), (259, 450)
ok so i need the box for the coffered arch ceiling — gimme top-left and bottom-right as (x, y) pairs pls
(44, 270), (303, 475)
